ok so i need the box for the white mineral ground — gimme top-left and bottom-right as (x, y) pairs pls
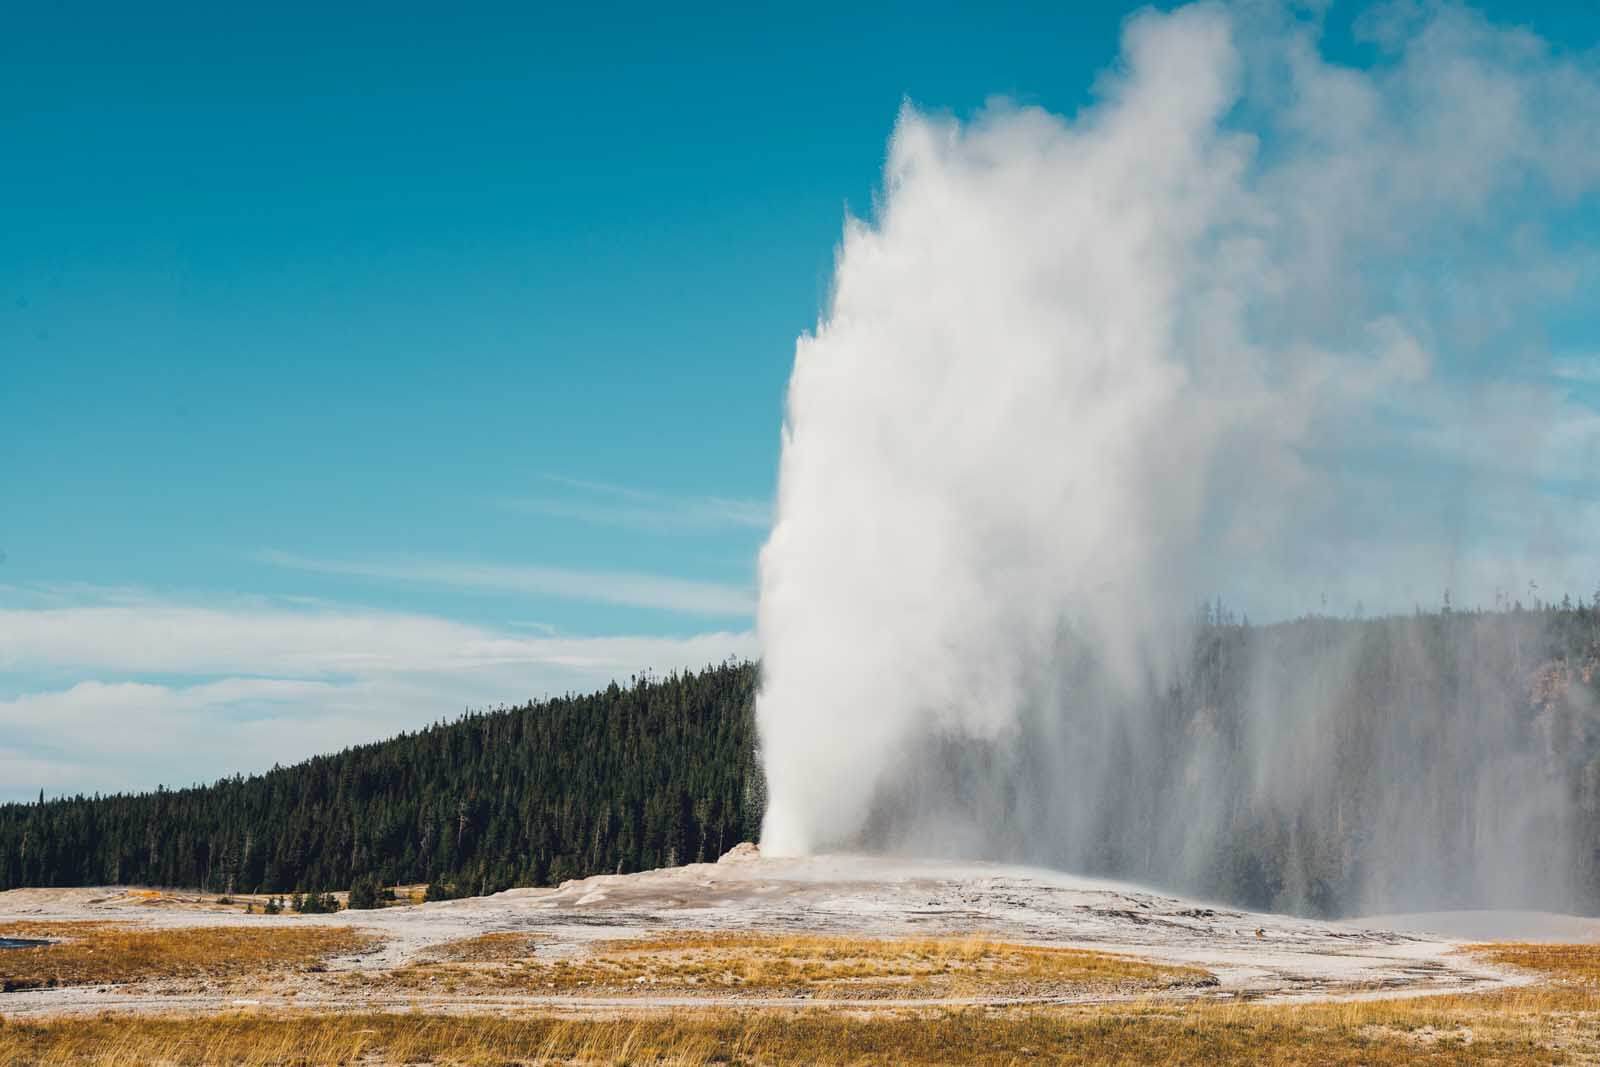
(0, 845), (1566, 1019)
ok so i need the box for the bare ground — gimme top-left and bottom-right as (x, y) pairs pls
(0, 850), (1534, 1021)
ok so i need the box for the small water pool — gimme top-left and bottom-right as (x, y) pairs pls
(0, 937), (51, 950)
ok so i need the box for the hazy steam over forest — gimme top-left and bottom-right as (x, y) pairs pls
(4, 608), (1599, 919)
(859, 606), (1600, 916)
(755, 0), (1600, 915)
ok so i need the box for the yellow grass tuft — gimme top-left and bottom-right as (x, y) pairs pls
(416, 931), (546, 963)
(373, 930), (1212, 1000)
(0, 921), (374, 992)
(1473, 941), (1600, 985)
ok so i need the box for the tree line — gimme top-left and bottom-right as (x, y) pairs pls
(0, 662), (762, 897)
(3, 602), (1599, 917)
(860, 597), (1600, 916)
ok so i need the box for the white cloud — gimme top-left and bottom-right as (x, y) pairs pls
(0, 586), (756, 800)
(256, 549), (755, 618)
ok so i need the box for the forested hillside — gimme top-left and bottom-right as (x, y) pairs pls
(864, 600), (1600, 916)
(1177, 602), (1600, 915)
(0, 662), (761, 896)
(5, 604), (1600, 917)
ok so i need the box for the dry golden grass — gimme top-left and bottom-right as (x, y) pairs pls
(0, 1000), (1579, 1066)
(417, 931), (547, 963)
(2, 940), (1597, 1064)
(1474, 941), (1600, 985)
(0, 921), (374, 992)
(376, 931), (1211, 999)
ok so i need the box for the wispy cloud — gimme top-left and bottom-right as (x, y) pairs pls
(1389, 378), (1600, 485)
(504, 476), (772, 532)
(0, 584), (756, 799)
(1553, 356), (1600, 387)
(0, 595), (748, 676)
(257, 549), (756, 617)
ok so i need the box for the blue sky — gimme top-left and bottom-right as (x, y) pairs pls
(3, 0), (1598, 799)
(1, 2), (1157, 635)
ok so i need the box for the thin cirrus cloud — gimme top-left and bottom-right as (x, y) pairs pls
(0, 594), (747, 677)
(256, 548), (757, 617)
(502, 476), (773, 532)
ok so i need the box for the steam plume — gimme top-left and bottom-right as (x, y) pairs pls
(756, 1), (1600, 912)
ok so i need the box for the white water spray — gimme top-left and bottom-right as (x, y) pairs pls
(755, 1), (1600, 911)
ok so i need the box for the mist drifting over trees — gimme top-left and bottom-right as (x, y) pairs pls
(863, 603), (1600, 916)
(4, 608), (1598, 917)
(755, 0), (1600, 915)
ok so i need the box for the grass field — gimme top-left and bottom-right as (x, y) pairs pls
(1, 940), (1596, 1064)
(1476, 942), (1600, 985)
(372, 931), (1213, 999)
(0, 922), (373, 992)
(0, 988), (1593, 1065)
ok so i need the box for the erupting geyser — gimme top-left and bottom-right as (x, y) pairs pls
(755, 1), (1600, 915)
